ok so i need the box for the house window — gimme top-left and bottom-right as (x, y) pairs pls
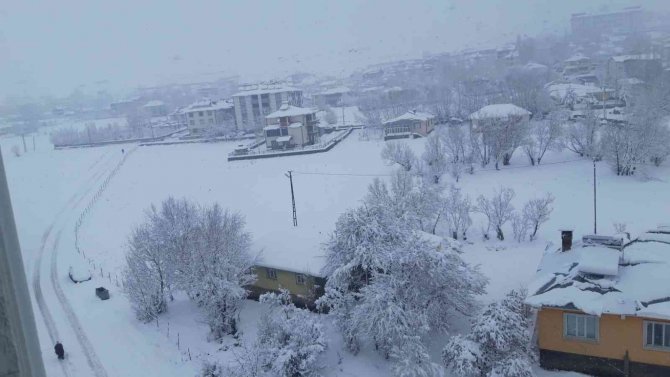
(295, 273), (306, 285)
(199, 111), (204, 116)
(266, 268), (277, 280)
(564, 313), (598, 341)
(189, 120), (195, 126)
(644, 321), (670, 351)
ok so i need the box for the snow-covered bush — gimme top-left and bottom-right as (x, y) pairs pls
(320, 180), (486, 376)
(123, 198), (255, 340)
(225, 290), (326, 377)
(476, 187), (515, 241)
(523, 111), (566, 166)
(443, 289), (534, 377)
(382, 142), (416, 171)
(563, 110), (600, 159)
(510, 213), (530, 243)
(522, 194), (554, 241)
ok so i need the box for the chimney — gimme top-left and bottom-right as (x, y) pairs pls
(561, 230), (573, 252)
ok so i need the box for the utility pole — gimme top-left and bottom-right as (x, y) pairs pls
(593, 159), (597, 234)
(0, 146), (47, 377)
(285, 170), (297, 226)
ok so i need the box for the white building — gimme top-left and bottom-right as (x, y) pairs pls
(232, 83), (303, 130)
(178, 99), (236, 134)
(263, 103), (318, 149)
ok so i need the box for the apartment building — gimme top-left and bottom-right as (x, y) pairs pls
(232, 83), (303, 130)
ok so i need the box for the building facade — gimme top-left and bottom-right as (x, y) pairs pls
(178, 99), (236, 134)
(263, 103), (318, 149)
(571, 7), (645, 38)
(232, 83), (303, 130)
(382, 110), (435, 140)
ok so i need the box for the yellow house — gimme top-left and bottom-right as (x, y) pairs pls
(248, 265), (325, 310)
(526, 228), (670, 377)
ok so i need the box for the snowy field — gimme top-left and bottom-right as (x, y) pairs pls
(3, 128), (669, 376)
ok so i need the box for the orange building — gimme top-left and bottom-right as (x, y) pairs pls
(526, 228), (670, 377)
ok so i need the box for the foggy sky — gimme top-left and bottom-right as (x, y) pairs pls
(0, 0), (662, 99)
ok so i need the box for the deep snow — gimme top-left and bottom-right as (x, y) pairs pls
(3, 127), (668, 376)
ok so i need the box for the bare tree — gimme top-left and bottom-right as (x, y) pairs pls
(444, 186), (473, 240)
(421, 133), (448, 183)
(522, 194), (554, 241)
(523, 110), (567, 165)
(381, 142), (416, 171)
(477, 187), (515, 240)
(564, 110), (600, 158)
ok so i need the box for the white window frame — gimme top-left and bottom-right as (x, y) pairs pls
(563, 312), (599, 342)
(266, 268), (277, 280)
(295, 273), (306, 286)
(643, 320), (670, 352)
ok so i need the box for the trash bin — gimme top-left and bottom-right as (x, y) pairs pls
(95, 287), (110, 300)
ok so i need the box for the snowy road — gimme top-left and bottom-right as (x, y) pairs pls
(31, 148), (132, 376)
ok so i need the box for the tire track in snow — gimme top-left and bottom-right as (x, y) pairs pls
(48, 146), (137, 377)
(31, 150), (122, 377)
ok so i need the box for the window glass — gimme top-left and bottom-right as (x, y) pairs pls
(566, 314), (576, 336)
(576, 316), (585, 337)
(665, 324), (670, 347)
(654, 323), (664, 346)
(647, 323), (654, 345)
(586, 316), (596, 339)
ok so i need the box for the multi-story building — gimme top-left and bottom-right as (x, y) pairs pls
(263, 102), (318, 149)
(177, 99), (236, 134)
(571, 7), (645, 38)
(232, 83), (303, 131)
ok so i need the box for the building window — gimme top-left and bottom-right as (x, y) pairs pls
(207, 110), (212, 116)
(564, 313), (598, 341)
(188, 112), (194, 118)
(199, 111), (204, 116)
(266, 268), (277, 280)
(295, 273), (306, 285)
(189, 120), (195, 126)
(644, 321), (670, 351)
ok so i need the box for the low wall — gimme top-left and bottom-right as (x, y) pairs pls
(228, 128), (353, 161)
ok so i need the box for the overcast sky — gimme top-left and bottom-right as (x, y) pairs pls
(0, 0), (663, 99)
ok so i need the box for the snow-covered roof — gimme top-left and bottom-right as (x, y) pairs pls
(233, 86), (300, 97)
(383, 110), (434, 125)
(565, 54), (590, 63)
(611, 54), (659, 63)
(545, 83), (602, 99)
(263, 125), (280, 131)
(265, 103), (316, 119)
(468, 104), (531, 121)
(181, 99), (233, 113)
(288, 122), (303, 129)
(143, 100), (165, 107)
(526, 228), (670, 320)
(276, 135), (292, 143)
(318, 86), (350, 95)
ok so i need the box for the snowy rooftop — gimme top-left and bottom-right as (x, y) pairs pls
(233, 86), (300, 97)
(288, 122), (303, 129)
(182, 99), (233, 113)
(468, 104), (531, 120)
(545, 83), (602, 99)
(383, 110), (434, 124)
(565, 54), (590, 63)
(526, 228), (670, 319)
(318, 86), (350, 95)
(143, 100), (165, 107)
(611, 54), (659, 63)
(265, 103), (317, 119)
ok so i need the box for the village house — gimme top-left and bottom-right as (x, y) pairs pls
(468, 103), (531, 130)
(609, 54), (663, 83)
(248, 231), (448, 310)
(232, 83), (303, 130)
(178, 98), (236, 134)
(526, 227), (670, 377)
(263, 102), (318, 150)
(142, 100), (168, 117)
(382, 110), (435, 140)
(312, 87), (350, 107)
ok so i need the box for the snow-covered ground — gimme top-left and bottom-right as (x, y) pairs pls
(3, 129), (669, 376)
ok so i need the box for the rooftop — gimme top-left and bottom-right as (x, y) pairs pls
(526, 227), (670, 320)
(143, 100), (165, 107)
(468, 104), (531, 120)
(611, 54), (659, 63)
(233, 85), (301, 97)
(265, 103), (317, 119)
(383, 110), (434, 124)
(181, 99), (233, 113)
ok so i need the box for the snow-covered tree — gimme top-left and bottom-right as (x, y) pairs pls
(510, 213), (530, 243)
(123, 198), (255, 339)
(382, 142), (417, 171)
(320, 184), (486, 376)
(188, 205), (255, 339)
(422, 133), (448, 183)
(442, 125), (470, 164)
(224, 290), (326, 377)
(523, 111), (566, 165)
(522, 194), (554, 241)
(476, 187), (515, 240)
(444, 185), (473, 240)
(323, 107), (338, 125)
(472, 115), (529, 169)
(443, 289), (534, 377)
(123, 224), (172, 322)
